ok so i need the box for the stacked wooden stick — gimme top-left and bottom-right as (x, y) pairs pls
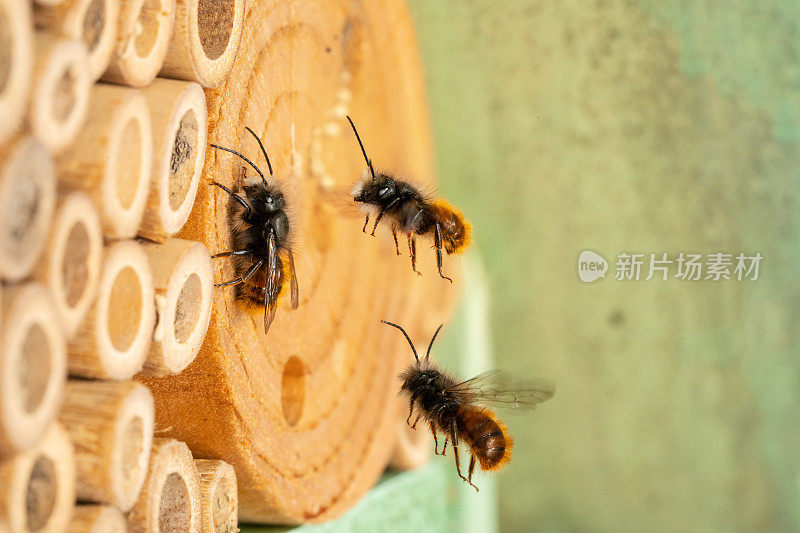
(0, 0), (245, 531)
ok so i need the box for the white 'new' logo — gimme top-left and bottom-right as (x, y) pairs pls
(578, 250), (608, 283)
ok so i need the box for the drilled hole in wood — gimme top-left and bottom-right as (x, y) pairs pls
(0, 7), (9, 92)
(281, 356), (306, 427)
(107, 266), (143, 352)
(135, 0), (161, 58)
(26, 456), (56, 532)
(198, 0), (234, 61)
(120, 416), (144, 493)
(63, 221), (90, 307)
(19, 324), (51, 414)
(115, 118), (142, 209)
(52, 67), (77, 123)
(212, 476), (235, 533)
(159, 472), (190, 533)
(169, 110), (198, 211)
(82, 0), (105, 52)
(174, 273), (201, 343)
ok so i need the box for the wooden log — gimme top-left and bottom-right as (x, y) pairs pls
(69, 505), (128, 533)
(60, 380), (154, 512)
(69, 240), (156, 380)
(388, 416), (432, 471)
(142, 0), (458, 523)
(28, 32), (91, 154)
(34, 0), (120, 81)
(0, 137), (56, 282)
(56, 83), (153, 239)
(0, 0), (34, 145)
(0, 424), (76, 532)
(128, 438), (202, 533)
(34, 192), (103, 339)
(0, 283), (66, 457)
(139, 79), (207, 242)
(159, 0), (245, 88)
(139, 239), (213, 376)
(102, 0), (177, 87)
(195, 459), (237, 533)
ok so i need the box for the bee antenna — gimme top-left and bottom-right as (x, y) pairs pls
(244, 127), (274, 177)
(381, 320), (419, 364)
(346, 116), (376, 181)
(426, 324), (444, 362)
(209, 144), (269, 187)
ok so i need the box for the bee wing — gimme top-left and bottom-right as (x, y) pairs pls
(263, 229), (279, 334)
(287, 248), (299, 310)
(445, 370), (555, 413)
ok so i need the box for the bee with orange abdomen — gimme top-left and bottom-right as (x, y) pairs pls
(382, 320), (554, 491)
(209, 128), (299, 334)
(346, 116), (471, 282)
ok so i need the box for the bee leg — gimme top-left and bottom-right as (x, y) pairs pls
(467, 456), (479, 491)
(391, 228), (401, 255)
(371, 210), (385, 236)
(212, 250), (254, 259)
(411, 414), (422, 429)
(215, 259), (263, 287)
(407, 234), (422, 276)
(430, 422), (440, 454)
(441, 437), (448, 456)
(434, 224), (453, 284)
(362, 213), (370, 233)
(212, 181), (252, 217)
(406, 394), (418, 426)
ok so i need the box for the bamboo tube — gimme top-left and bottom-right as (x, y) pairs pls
(0, 0), (34, 145)
(128, 438), (202, 533)
(139, 239), (212, 376)
(0, 283), (66, 457)
(60, 380), (154, 511)
(29, 33), (91, 154)
(34, 0), (120, 82)
(144, 0), (459, 523)
(69, 505), (128, 533)
(70, 240), (156, 380)
(56, 83), (153, 239)
(34, 192), (103, 339)
(0, 424), (76, 533)
(159, 0), (245, 88)
(195, 460), (237, 533)
(139, 79), (207, 242)
(0, 137), (56, 283)
(102, 0), (177, 87)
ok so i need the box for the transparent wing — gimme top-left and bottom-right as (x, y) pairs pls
(263, 229), (279, 334)
(445, 370), (555, 413)
(288, 248), (299, 310)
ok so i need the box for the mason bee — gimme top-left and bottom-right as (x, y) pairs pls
(382, 320), (554, 491)
(347, 117), (472, 282)
(209, 128), (298, 333)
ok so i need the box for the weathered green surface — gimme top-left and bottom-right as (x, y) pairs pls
(409, 1), (800, 532)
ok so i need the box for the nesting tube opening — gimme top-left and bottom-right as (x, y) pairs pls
(196, 459), (238, 533)
(0, 0), (33, 144)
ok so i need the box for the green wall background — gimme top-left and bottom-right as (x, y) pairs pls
(408, 1), (800, 531)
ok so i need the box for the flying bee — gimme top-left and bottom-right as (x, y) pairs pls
(209, 128), (299, 334)
(346, 117), (471, 282)
(382, 320), (554, 491)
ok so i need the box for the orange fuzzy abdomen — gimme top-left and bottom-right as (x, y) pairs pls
(456, 408), (513, 471)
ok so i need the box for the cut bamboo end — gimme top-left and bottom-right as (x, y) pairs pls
(34, 0), (121, 81)
(139, 79), (207, 241)
(0, 424), (76, 533)
(34, 192), (103, 339)
(139, 239), (212, 376)
(128, 438), (202, 533)
(388, 416), (432, 471)
(70, 240), (156, 380)
(0, 137), (56, 283)
(69, 505), (128, 533)
(0, 283), (66, 456)
(56, 83), (153, 239)
(0, 0), (34, 145)
(60, 380), (155, 512)
(29, 33), (91, 154)
(103, 0), (177, 87)
(160, 0), (245, 88)
(195, 460), (237, 533)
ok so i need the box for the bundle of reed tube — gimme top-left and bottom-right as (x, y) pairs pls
(1, 0), (455, 529)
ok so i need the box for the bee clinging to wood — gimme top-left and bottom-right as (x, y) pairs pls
(347, 116), (471, 283)
(382, 320), (554, 491)
(209, 128), (299, 334)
